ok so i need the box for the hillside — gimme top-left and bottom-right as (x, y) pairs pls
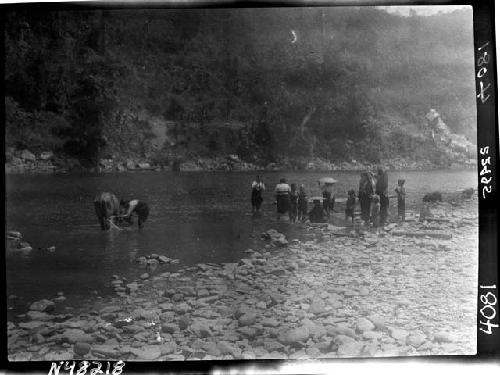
(4, 6), (477, 172)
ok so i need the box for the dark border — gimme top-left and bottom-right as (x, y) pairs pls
(474, 0), (500, 357)
(1, 0), (499, 373)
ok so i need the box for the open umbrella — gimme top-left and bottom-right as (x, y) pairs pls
(318, 177), (338, 185)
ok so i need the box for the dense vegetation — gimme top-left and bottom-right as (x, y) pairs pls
(4, 6), (476, 167)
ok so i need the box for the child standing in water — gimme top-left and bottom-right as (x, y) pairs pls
(371, 194), (381, 233)
(345, 189), (356, 223)
(251, 175), (266, 213)
(289, 183), (299, 223)
(297, 185), (308, 223)
(395, 179), (406, 222)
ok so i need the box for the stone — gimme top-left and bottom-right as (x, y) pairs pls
(178, 316), (191, 330)
(18, 321), (45, 330)
(29, 299), (55, 313)
(73, 342), (91, 356)
(367, 315), (386, 330)
(309, 297), (326, 314)
(262, 318), (280, 327)
(337, 341), (364, 357)
(129, 345), (162, 360)
(161, 323), (178, 334)
(238, 313), (257, 326)
(26, 311), (52, 321)
(356, 317), (375, 333)
(407, 332), (427, 347)
(362, 331), (383, 340)
(160, 342), (177, 355)
(434, 332), (453, 343)
(217, 341), (241, 357)
(281, 326), (310, 344)
(190, 321), (212, 338)
(140, 273), (149, 280)
(389, 328), (409, 341)
(62, 329), (93, 343)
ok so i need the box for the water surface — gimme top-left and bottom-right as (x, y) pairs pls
(5, 170), (476, 312)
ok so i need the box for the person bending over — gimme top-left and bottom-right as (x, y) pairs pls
(120, 199), (150, 229)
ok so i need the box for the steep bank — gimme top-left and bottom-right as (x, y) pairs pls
(5, 8), (476, 172)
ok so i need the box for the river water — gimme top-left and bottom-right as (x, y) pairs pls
(5, 169), (476, 313)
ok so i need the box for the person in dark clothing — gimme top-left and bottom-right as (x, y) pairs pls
(395, 179), (406, 222)
(289, 183), (299, 223)
(376, 166), (389, 225)
(120, 199), (150, 229)
(274, 178), (291, 221)
(308, 199), (326, 223)
(358, 171), (375, 225)
(322, 189), (332, 218)
(297, 185), (308, 223)
(371, 194), (381, 233)
(251, 175), (265, 213)
(345, 189), (356, 223)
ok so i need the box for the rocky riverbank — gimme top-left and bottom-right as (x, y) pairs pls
(7, 197), (478, 361)
(5, 147), (477, 175)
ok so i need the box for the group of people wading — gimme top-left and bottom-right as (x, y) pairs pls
(250, 166), (406, 230)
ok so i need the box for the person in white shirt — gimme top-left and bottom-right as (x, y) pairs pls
(251, 175), (266, 213)
(120, 199), (150, 229)
(274, 178), (291, 220)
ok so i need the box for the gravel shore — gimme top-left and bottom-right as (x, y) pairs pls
(7, 197), (478, 361)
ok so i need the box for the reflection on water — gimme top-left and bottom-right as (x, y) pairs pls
(5, 169), (476, 310)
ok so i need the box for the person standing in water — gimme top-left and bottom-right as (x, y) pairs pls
(297, 185), (308, 223)
(251, 175), (266, 213)
(358, 171), (375, 225)
(376, 166), (389, 225)
(395, 179), (406, 222)
(120, 199), (150, 229)
(289, 183), (299, 223)
(345, 189), (356, 223)
(274, 178), (291, 221)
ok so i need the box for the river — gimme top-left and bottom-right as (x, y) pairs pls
(5, 169), (476, 314)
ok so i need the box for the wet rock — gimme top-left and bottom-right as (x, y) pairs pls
(29, 299), (55, 313)
(26, 311), (53, 321)
(7, 230), (22, 239)
(73, 342), (91, 356)
(18, 321), (45, 330)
